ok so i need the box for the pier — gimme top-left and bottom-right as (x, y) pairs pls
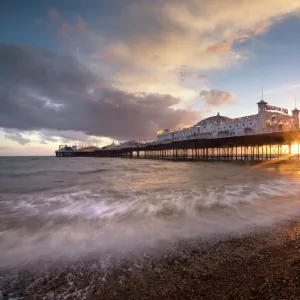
(56, 99), (300, 162)
(56, 129), (300, 162)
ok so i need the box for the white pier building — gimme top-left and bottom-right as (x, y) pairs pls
(156, 99), (299, 143)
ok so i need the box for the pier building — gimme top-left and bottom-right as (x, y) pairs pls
(156, 100), (299, 143)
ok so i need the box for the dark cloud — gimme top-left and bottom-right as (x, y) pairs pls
(4, 130), (31, 145)
(39, 130), (108, 146)
(39, 140), (49, 145)
(0, 44), (199, 141)
(200, 89), (235, 106)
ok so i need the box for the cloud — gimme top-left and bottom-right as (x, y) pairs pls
(38, 129), (113, 146)
(0, 146), (12, 151)
(87, 0), (300, 96)
(4, 129), (31, 145)
(265, 83), (300, 94)
(179, 71), (208, 82)
(0, 44), (199, 141)
(207, 33), (253, 54)
(197, 74), (209, 80)
(49, 8), (86, 39)
(200, 89), (236, 106)
(207, 22), (274, 54)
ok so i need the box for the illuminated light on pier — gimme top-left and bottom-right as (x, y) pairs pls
(291, 143), (300, 154)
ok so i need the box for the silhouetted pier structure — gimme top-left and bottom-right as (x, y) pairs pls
(56, 130), (300, 162)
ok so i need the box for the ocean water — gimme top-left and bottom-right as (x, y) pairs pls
(1, 157), (300, 298)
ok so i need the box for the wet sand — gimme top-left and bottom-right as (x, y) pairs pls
(1, 220), (299, 300)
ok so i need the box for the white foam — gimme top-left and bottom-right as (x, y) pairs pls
(1, 175), (300, 268)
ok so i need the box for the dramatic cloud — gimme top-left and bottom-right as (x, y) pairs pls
(38, 129), (114, 146)
(0, 44), (199, 142)
(49, 8), (86, 39)
(200, 89), (236, 106)
(87, 0), (300, 96)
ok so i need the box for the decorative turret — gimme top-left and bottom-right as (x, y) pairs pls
(257, 87), (268, 131)
(292, 106), (299, 129)
(257, 99), (268, 106)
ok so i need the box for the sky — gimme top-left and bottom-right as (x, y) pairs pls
(1, 0), (300, 155)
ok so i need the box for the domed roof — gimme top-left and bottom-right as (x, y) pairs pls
(195, 112), (232, 127)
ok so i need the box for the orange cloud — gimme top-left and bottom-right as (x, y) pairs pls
(206, 38), (234, 54)
(83, 1), (300, 100)
(49, 8), (86, 39)
(207, 23), (272, 54)
(254, 22), (272, 35)
(200, 89), (236, 106)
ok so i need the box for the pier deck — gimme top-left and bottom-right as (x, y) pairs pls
(55, 130), (300, 161)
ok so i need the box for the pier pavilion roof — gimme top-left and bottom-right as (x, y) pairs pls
(195, 113), (232, 127)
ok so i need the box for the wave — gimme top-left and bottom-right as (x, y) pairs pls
(79, 168), (108, 174)
(1, 176), (300, 268)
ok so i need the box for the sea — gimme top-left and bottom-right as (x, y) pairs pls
(1, 157), (300, 299)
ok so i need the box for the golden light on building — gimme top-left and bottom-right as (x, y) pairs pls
(281, 143), (300, 155)
(291, 143), (300, 154)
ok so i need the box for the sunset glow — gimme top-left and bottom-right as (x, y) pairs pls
(2, 3), (300, 300)
(1, 1), (300, 155)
